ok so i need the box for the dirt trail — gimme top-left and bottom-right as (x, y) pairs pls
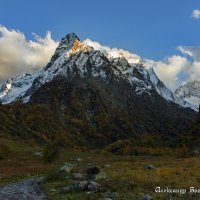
(0, 177), (46, 200)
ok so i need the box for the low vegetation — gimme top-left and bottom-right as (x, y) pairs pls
(0, 137), (200, 199)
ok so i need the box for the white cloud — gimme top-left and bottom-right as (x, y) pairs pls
(145, 46), (200, 91)
(188, 61), (200, 81)
(177, 46), (200, 62)
(192, 9), (200, 19)
(0, 25), (58, 80)
(172, 45), (200, 90)
(144, 56), (191, 91)
(177, 46), (200, 81)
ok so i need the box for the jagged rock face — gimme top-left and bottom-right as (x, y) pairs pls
(0, 33), (198, 146)
(175, 81), (200, 110)
(0, 32), (194, 111)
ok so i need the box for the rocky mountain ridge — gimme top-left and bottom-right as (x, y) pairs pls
(0, 33), (195, 111)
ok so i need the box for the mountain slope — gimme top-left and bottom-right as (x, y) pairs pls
(0, 33), (198, 147)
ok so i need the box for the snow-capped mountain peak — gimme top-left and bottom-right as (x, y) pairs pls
(67, 38), (93, 57)
(55, 32), (80, 55)
(175, 81), (200, 109)
(47, 33), (93, 66)
(0, 32), (197, 111)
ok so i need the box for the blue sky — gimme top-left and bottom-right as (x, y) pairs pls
(0, 0), (199, 60)
(0, 0), (200, 90)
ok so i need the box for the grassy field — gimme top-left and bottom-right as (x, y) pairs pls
(0, 138), (200, 199)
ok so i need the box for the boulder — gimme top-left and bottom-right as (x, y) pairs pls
(72, 181), (88, 191)
(144, 165), (155, 170)
(76, 157), (82, 162)
(104, 164), (111, 168)
(33, 152), (43, 158)
(72, 180), (101, 191)
(192, 150), (199, 156)
(60, 162), (75, 173)
(107, 192), (118, 200)
(72, 173), (84, 180)
(99, 199), (112, 200)
(49, 188), (56, 193)
(88, 181), (101, 191)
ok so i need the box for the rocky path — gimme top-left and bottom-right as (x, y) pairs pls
(0, 177), (46, 200)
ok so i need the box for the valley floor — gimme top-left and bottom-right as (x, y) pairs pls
(0, 138), (200, 200)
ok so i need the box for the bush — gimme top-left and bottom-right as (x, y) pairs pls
(106, 140), (177, 156)
(0, 143), (10, 160)
(42, 144), (59, 163)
